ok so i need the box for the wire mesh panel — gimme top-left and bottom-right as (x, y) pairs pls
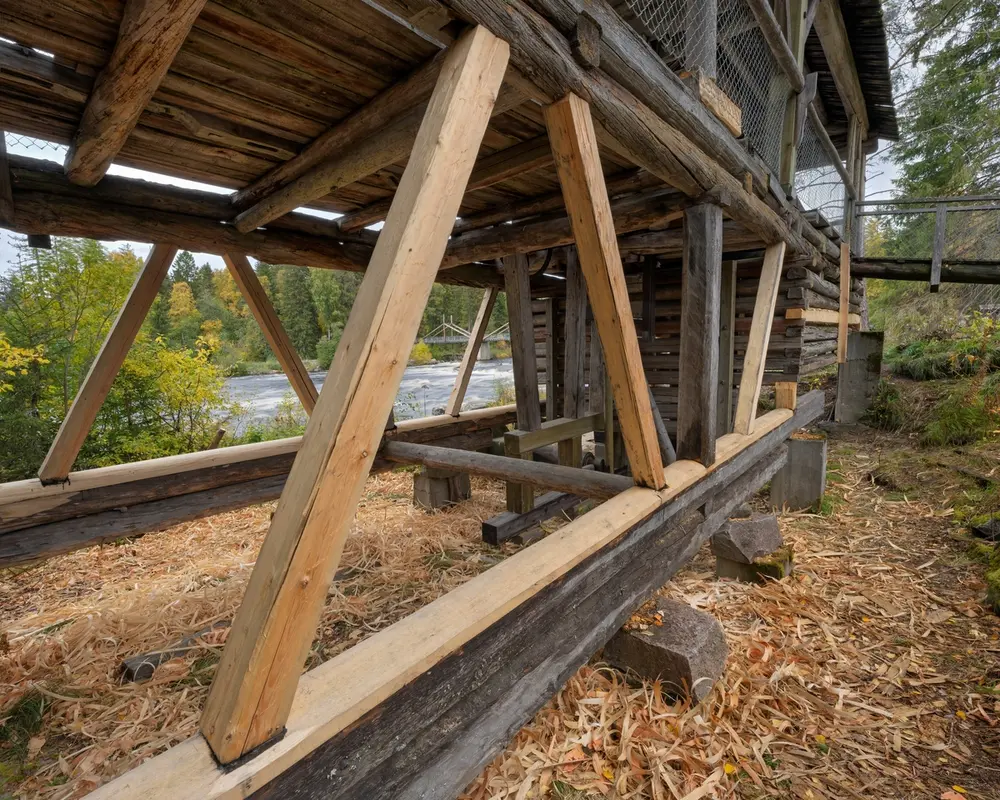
(715, 0), (789, 175)
(793, 115), (846, 234)
(619, 0), (791, 176)
(5, 133), (66, 163)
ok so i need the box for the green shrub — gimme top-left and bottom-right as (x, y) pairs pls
(865, 379), (906, 431)
(920, 389), (992, 447)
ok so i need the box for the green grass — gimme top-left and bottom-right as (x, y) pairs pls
(0, 692), (47, 790)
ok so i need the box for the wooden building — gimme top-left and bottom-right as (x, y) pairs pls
(0, 0), (896, 795)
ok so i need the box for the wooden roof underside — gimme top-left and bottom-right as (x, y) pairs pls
(0, 0), (646, 226)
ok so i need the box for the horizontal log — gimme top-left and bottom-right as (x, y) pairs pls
(0, 406), (517, 566)
(2, 157), (503, 288)
(851, 258), (1000, 284)
(380, 441), (633, 499)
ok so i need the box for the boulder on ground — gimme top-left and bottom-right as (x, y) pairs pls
(603, 600), (728, 703)
(711, 514), (783, 565)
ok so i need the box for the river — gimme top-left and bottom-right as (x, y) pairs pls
(226, 358), (514, 426)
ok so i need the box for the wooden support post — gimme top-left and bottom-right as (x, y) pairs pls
(648, 386), (677, 465)
(677, 203), (722, 465)
(559, 247), (587, 467)
(837, 242), (850, 363)
(734, 242), (786, 435)
(604, 369), (615, 471)
(775, 382), (798, 410)
(545, 92), (666, 489)
(930, 204), (947, 294)
(38, 244), (177, 483)
(199, 26), (510, 764)
(503, 251), (542, 511)
(544, 298), (557, 421)
(717, 259), (737, 434)
(779, 0), (810, 189)
(0, 133), (13, 225)
(589, 318), (605, 413)
(642, 256), (656, 342)
(64, 0), (207, 185)
(446, 287), (498, 416)
(223, 254), (318, 414)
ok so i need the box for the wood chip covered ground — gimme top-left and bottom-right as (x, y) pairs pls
(2, 428), (999, 799)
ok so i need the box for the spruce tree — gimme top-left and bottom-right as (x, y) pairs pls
(276, 266), (320, 358)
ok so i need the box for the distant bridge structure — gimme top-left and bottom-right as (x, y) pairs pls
(421, 321), (510, 345)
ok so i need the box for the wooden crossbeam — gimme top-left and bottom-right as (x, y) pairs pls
(381, 440), (630, 498)
(230, 52), (445, 212)
(445, 287), (498, 415)
(200, 26), (510, 764)
(223, 254), (318, 413)
(232, 83), (525, 234)
(64, 0), (207, 185)
(337, 133), (553, 233)
(37, 244), (177, 483)
(733, 242), (786, 435)
(545, 92), (665, 489)
(677, 203), (722, 465)
(812, 0), (869, 131)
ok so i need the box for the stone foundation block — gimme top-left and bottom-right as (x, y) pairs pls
(716, 544), (795, 583)
(413, 467), (471, 510)
(770, 436), (828, 511)
(603, 600), (728, 703)
(711, 514), (783, 564)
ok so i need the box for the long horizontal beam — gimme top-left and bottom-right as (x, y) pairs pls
(337, 134), (554, 232)
(2, 157), (500, 288)
(88, 391), (824, 800)
(851, 258), (1000, 284)
(230, 51), (446, 210)
(0, 406), (517, 566)
(381, 440), (632, 498)
(232, 83), (527, 233)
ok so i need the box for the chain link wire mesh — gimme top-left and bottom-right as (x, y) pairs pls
(793, 114), (846, 234)
(5, 133), (66, 161)
(620, 0), (790, 175)
(861, 199), (1000, 319)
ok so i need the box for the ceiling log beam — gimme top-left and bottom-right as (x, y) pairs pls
(64, 0), (208, 186)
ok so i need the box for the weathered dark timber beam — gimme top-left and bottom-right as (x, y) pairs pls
(380, 440), (633, 498)
(85, 394), (823, 799)
(524, 0), (771, 191)
(442, 186), (693, 266)
(439, 0), (816, 259)
(65, 0), (208, 185)
(1, 157), (502, 288)
(232, 83), (528, 233)
(851, 258), (1000, 285)
(0, 408), (516, 566)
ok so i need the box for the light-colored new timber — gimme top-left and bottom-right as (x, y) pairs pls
(775, 382), (797, 410)
(89, 404), (801, 800)
(64, 0), (208, 185)
(224, 254), (318, 413)
(200, 27), (510, 763)
(786, 308), (861, 325)
(446, 287), (498, 415)
(837, 243), (850, 363)
(733, 241), (786, 435)
(545, 92), (666, 489)
(37, 244), (177, 483)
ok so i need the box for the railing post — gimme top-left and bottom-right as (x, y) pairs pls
(930, 204), (947, 293)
